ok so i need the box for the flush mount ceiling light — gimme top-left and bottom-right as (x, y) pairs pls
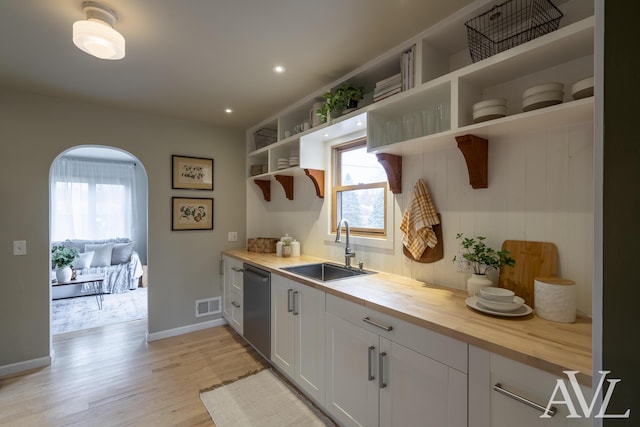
(73, 1), (125, 60)
(272, 65), (286, 74)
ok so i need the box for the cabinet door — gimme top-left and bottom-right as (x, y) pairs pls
(222, 256), (243, 334)
(379, 338), (467, 427)
(325, 312), (379, 427)
(270, 275), (295, 377)
(294, 284), (325, 405)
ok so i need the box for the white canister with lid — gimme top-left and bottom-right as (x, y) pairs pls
(276, 241), (283, 257)
(291, 240), (300, 257)
(534, 276), (576, 323)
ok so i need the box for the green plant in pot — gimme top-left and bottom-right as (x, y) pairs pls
(452, 233), (515, 296)
(317, 83), (365, 121)
(52, 245), (79, 283)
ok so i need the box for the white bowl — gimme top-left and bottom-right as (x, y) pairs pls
(476, 295), (525, 312)
(571, 77), (594, 100)
(479, 286), (515, 303)
(473, 105), (507, 123)
(473, 98), (507, 111)
(522, 82), (564, 99)
(522, 90), (564, 112)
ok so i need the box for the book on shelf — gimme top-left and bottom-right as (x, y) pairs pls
(401, 44), (416, 91)
(374, 87), (402, 102)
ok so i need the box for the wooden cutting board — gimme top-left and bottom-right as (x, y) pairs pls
(498, 240), (558, 308)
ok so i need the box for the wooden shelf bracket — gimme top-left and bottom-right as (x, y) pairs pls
(304, 169), (325, 198)
(455, 134), (488, 189)
(275, 175), (294, 200)
(376, 153), (402, 194)
(254, 179), (271, 201)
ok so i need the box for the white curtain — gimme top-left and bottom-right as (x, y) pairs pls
(51, 157), (137, 241)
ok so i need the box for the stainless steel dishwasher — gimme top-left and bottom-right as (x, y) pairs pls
(242, 263), (271, 359)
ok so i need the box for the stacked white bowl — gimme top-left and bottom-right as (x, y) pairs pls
(475, 287), (524, 312)
(571, 77), (594, 100)
(277, 157), (289, 170)
(472, 98), (507, 123)
(522, 82), (564, 112)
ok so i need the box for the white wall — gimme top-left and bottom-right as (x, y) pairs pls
(247, 120), (593, 316)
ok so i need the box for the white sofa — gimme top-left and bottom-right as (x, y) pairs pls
(52, 238), (144, 299)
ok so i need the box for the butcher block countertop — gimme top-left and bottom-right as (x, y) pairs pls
(223, 250), (592, 386)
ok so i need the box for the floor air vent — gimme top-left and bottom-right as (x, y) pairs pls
(195, 297), (221, 317)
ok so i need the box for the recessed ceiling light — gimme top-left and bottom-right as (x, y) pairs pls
(224, 108), (233, 114)
(272, 65), (286, 74)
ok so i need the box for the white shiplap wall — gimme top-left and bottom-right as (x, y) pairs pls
(246, 121), (593, 316)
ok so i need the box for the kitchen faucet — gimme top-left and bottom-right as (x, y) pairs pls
(335, 218), (356, 269)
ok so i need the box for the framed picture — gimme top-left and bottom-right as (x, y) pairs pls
(172, 197), (214, 230)
(172, 155), (214, 190)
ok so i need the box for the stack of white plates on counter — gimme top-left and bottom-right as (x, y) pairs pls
(522, 82), (564, 112)
(571, 77), (594, 100)
(277, 158), (289, 170)
(466, 286), (532, 317)
(472, 98), (507, 123)
(288, 156), (299, 167)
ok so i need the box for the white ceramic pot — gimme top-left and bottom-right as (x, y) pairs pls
(56, 266), (73, 283)
(467, 274), (493, 296)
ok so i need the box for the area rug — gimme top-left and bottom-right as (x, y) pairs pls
(51, 287), (147, 335)
(200, 368), (335, 427)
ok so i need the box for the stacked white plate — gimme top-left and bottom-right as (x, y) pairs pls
(472, 98), (507, 123)
(277, 158), (289, 170)
(288, 156), (299, 167)
(571, 77), (594, 100)
(522, 82), (564, 112)
(475, 287), (524, 312)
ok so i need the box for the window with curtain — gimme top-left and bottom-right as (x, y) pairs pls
(51, 157), (137, 241)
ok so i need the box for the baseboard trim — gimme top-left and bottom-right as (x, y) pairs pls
(0, 356), (51, 378)
(146, 318), (228, 342)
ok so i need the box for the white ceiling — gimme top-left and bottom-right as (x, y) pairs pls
(0, 0), (476, 129)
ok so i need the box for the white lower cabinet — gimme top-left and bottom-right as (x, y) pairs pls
(271, 274), (325, 405)
(468, 346), (592, 427)
(222, 255), (243, 335)
(325, 294), (468, 427)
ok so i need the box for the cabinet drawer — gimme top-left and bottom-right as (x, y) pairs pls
(326, 294), (467, 372)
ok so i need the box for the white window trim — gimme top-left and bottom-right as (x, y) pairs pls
(322, 133), (395, 250)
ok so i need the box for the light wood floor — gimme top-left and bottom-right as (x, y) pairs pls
(0, 320), (268, 426)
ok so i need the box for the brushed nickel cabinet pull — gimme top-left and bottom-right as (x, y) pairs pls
(287, 289), (293, 313)
(379, 352), (387, 388)
(231, 301), (240, 308)
(367, 346), (375, 381)
(363, 317), (393, 331)
(231, 266), (245, 272)
(293, 291), (299, 315)
(493, 383), (557, 417)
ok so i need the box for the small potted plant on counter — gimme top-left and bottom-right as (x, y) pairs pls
(453, 233), (515, 296)
(51, 245), (80, 283)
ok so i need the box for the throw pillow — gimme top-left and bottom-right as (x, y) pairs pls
(73, 251), (95, 269)
(111, 242), (134, 265)
(85, 243), (114, 267)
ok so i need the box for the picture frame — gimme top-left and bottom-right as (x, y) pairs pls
(172, 155), (214, 190)
(172, 197), (214, 231)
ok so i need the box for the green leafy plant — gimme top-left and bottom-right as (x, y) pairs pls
(452, 233), (515, 275)
(51, 245), (79, 269)
(282, 238), (292, 246)
(316, 83), (365, 121)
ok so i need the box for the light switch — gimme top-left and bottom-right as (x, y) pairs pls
(13, 240), (27, 256)
(228, 232), (238, 242)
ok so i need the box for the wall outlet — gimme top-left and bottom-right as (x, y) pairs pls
(228, 231), (238, 242)
(13, 240), (27, 256)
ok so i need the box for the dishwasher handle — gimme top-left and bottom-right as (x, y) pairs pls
(243, 268), (269, 282)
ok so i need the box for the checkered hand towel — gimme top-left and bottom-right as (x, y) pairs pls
(400, 179), (440, 259)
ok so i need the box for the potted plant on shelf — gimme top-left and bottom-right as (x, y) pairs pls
(452, 233), (515, 296)
(51, 245), (80, 283)
(281, 237), (292, 258)
(317, 83), (366, 122)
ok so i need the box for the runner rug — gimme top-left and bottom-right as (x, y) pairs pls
(199, 368), (335, 427)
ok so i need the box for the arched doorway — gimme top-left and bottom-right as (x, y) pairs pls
(49, 145), (149, 335)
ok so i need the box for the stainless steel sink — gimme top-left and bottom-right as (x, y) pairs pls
(281, 262), (373, 282)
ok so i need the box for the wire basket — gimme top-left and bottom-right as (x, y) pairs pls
(465, 0), (563, 63)
(253, 128), (277, 150)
